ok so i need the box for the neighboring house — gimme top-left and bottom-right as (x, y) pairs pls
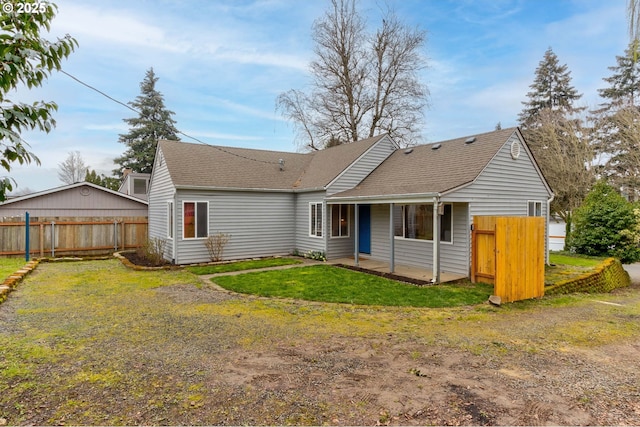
(0, 182), (149, 257)
(118, 169), (151, 201)
(549, 215), (567, 251)
(0, 181), (148, 218)
(148, 127), (553, 279)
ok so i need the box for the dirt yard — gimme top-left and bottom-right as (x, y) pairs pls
(0, 260), (639, 425)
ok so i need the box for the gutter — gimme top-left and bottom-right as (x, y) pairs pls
(174, 185), (328, 194)
(326, 192), (440, 205)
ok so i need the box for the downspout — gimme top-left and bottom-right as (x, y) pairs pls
(173, 191), (178, 264)
(546, 193), (555, 265)
(432, 194), (442, 284)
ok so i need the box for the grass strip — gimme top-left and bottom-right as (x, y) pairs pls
(186, 257), (302, 275)
(213, 264), (493, 307)
(0, 258), (26, 280)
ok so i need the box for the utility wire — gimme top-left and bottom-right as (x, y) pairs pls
(60, 69), (279, 165)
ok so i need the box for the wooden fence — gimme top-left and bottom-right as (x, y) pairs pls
(471, 216), (545, 303)
(0, 217), (148, 258)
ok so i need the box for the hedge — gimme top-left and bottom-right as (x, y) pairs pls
(546, 258), (631, 295)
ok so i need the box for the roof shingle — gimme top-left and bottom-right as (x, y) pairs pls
(158, 134), (387, 191)
(328, 127), (519, 199)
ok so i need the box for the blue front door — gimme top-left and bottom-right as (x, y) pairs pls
(358, 205), (371, 254)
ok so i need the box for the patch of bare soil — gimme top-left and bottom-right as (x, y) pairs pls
(1, 263), (639, 426)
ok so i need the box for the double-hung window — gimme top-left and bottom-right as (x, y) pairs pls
(393, 203), (453, 243)
(183, 201), (208, 239)
(331, 204), (349, 238)
(309, 202), (323, 237)
(528, 201), (542, 217)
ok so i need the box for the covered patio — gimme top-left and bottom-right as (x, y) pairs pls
(330, 256), (467, 284)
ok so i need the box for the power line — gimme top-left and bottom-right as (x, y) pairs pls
(59, 69), (279, 165)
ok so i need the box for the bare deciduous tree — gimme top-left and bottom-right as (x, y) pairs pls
(277, 0), (428, 150)
(523, 109), (595, 220)
(57, 151), (88, 185)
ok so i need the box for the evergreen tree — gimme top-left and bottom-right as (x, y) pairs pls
(114, 68), (179, 175)
(85, 169), (120, 191)
(591, 42), (640, 200)
(518, 48), (593, 221)
(597, 42), (640, 109)
(518, 47), (584, 126)
(567, 181), (640, 263)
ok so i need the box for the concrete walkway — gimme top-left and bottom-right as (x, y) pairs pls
(623, 263), (640, 285)
(199, 257), (321, 284)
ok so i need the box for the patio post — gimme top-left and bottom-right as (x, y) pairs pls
(354, 203), (359, 266)
(389, 203), (395, 273)
(433, 197), (441, 284)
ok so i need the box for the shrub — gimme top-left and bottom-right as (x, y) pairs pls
(303, 250), (326, 261)
(137, 237), (167, 265)
(205, 232), (231, 262)
(567, 181), (640, 263)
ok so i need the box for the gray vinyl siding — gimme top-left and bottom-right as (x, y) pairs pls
(445, 134), (552, 263)
(148, 149), (176, 261)
(0, 185), (147, 218)
(446, 134), (551, 217)
(174, 190), (295, 264)
(294, 191), (327, 254)
(326, 204), (355, 259)
(369, 203), (469, 276)
(326, 136), (396, 196)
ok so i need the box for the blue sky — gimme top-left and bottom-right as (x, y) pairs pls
(9, 0), (628, 193)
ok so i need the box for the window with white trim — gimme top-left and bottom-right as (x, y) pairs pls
(167, 201), (174, 239)
(393, 203), (453, 242)
(528, 201), (542, 217)
(309, 202), (323, 237)
(133, 178), (147, 195)
(331, 204), (349, 237)
(183, 201), (208, 239)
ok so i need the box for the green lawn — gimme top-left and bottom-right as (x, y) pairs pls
(549, 253), (603, 267)
(213, 264), (493, 307)
(546, 252), (605, 285)
(0, 258), (26, 280)
(187, 257), (302, 275)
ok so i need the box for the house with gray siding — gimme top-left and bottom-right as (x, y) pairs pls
(148, 128), (553, 280)
(0, 182), (148, 219)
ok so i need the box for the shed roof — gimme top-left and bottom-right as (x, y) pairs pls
(158, 134), (388, 191)
(328, 127), (526, 199)
(0, 181), (148, 206)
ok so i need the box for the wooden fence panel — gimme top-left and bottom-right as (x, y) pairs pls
(473, 216), (545, 303)
(471, 216), (496, 284)
(0, 217), (148, 257)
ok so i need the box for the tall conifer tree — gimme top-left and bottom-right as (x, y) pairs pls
(518, 47), (584, 126)
(114, 68), (179, 175)
(518, 48), (592, 225)
(591, 42), (640, 200)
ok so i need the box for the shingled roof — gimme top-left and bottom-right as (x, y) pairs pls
(328, 127), (524, 199)
(157, 134), (388, 191)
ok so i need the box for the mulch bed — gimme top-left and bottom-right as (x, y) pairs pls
(120, 251), (171, 268)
